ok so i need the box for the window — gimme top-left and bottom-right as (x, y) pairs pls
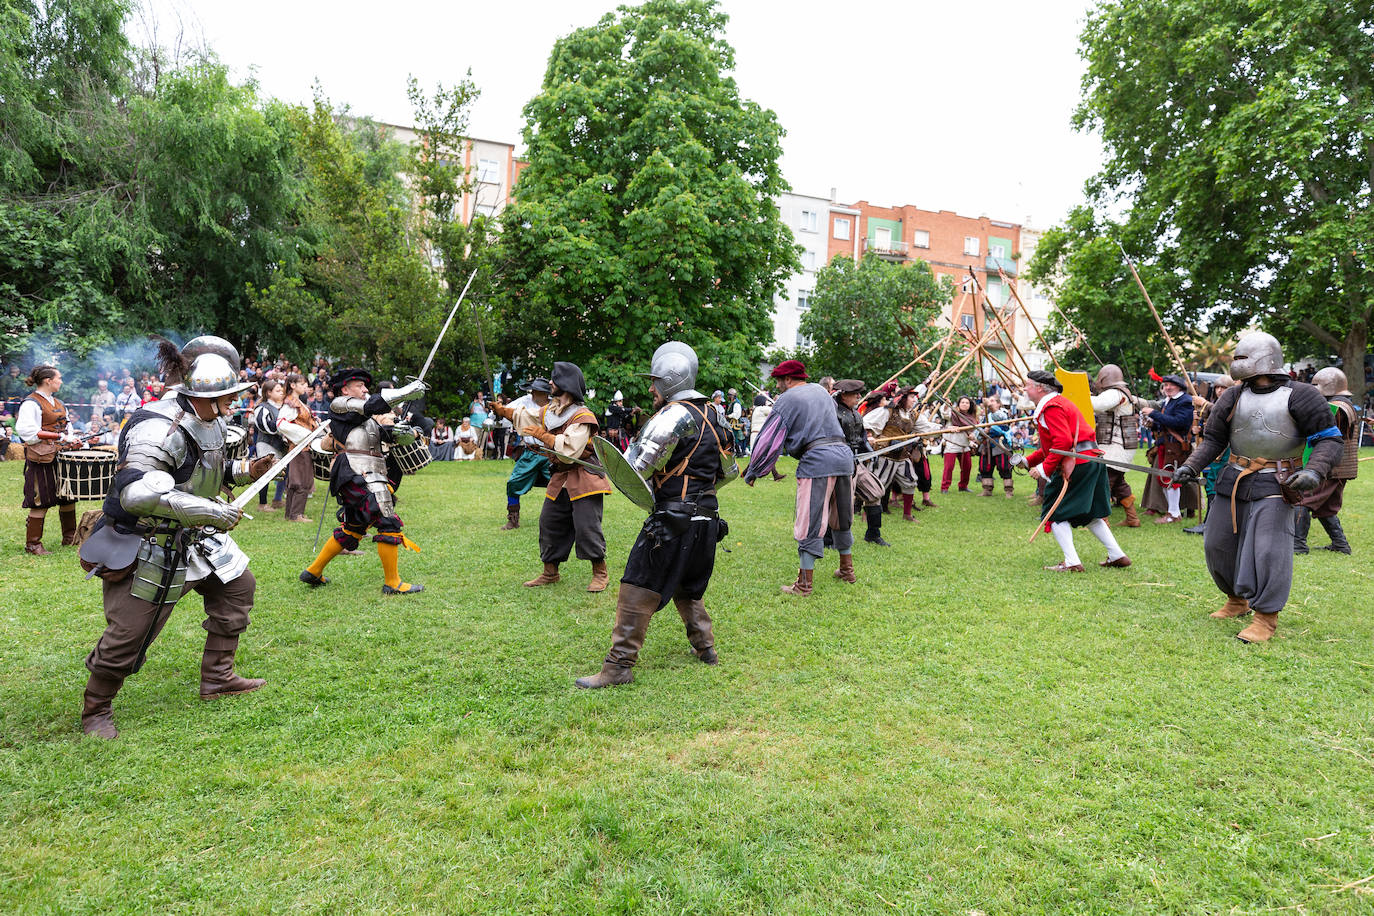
(833, 217), (850, 240)
(477, 158), (500, 183)
(989, 242), (1007, 259)
(802, 250), (817, 270)
(960, 314), (975, 330)
(986, 280), (1004, 306)
(797, 292), (811, 312)
(799, 210), (819, 232)
(474, 203), (497, 217)
(795, 330), (812, 349)
(912, 229), (930, 249)
(963, 237), (980, 256)
(874, 227), (891, 249)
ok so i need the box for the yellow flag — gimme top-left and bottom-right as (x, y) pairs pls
(1055, 369), (1095, 428)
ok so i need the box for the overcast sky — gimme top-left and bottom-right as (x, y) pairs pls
(136, 0), (1103, 229)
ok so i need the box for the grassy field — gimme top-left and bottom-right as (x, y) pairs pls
(1, 455), (1372, 914)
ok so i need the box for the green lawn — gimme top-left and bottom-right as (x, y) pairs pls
(1, 456), (1371, 914)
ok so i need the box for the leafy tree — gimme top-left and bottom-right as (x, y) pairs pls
(1075, 0), (1374, 397)
(798, 254), (949, 387)
(498, 0), (798, 403)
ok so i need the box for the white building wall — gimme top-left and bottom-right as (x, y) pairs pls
(771, 191), (833, 351)
(1014, 226), (1054, 372)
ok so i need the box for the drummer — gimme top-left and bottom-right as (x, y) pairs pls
(15, 366), (80, 554)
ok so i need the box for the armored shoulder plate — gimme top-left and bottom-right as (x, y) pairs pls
(122, 402), (189, 473)
(626, 401), (700, 474)
(331, 395), (366, 415)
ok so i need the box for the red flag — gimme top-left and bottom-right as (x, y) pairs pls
(1148, 366), (1164, 382)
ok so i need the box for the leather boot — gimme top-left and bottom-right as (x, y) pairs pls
(24, 515), (49, 555)
(575, 584), (658, 688)
(980, 480), (994, 496)
(1183, 495), (1209, 535)
(524, 562), (561, 587)
(81, 672), (124, 739)
(832, 553), (856, 583)
(922, 493), (938, 508)
(587, 560), (610, 592)
(1236, 612), (1278, 643)
(199, 634), (266, 699)
(674, 596), (717, 664)
(1319, 515), (1352, 554)
(771, 468), (787, 481)
(1118, 494), (1141, 528)
(780, 568), (813, 597)
(500, 505), (519, 530)
(59, 506), (78, 545)
(1004, 481), (1015, 499)
(1211, 595), (1252, 619)
(1293, 507), (1311, 554)
(863, 505), (889, 546)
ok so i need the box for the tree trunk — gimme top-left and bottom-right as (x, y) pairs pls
(1339, 323), (1368, 405)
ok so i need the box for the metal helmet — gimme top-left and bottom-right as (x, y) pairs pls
(1095, 364), (1125, 389)
(1229, 331), (1285, 380)
(1312, 366), (1352, 397)
(181, 335), (242, 374)
(643, 341), (705, 401)
(171, 353), (256, 399)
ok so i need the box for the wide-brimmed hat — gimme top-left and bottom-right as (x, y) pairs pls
(1160, 373), (1188, 390)
(524, 377), (552, 394)
(770, 359), (808, 380)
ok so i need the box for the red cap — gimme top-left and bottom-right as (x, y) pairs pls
(770, 359), (809, 380)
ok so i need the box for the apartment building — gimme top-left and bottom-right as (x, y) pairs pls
(377, 122), (524, 222)
(772, 191), (835, 350)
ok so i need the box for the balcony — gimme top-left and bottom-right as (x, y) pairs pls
(864, 237), (908, 260)
(985, 254), (1017, 277)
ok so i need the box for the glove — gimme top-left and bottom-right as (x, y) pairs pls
(489, 402), (513, 420)
(528, 428), (557, 449)
(1285, 468), (1322, 493)
(214, 503), (245, 532)
(1170, 465), (1198, 485)
(383, 379), (427, 405)
(249, 455), (276, 479)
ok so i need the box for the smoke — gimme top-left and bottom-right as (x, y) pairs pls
(2, 329), (214, 396)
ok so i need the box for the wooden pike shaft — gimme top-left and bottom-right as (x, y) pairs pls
(994, 262), (1061, 372)
(1118, 243), (1198, 398)
(870, 416), (1015, 443)
(864, 332), (952, 401)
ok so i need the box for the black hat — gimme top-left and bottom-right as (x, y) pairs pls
(550, 361), (586, 401)
(524, 377), (552, 394)
(1161, 373), (1188, 390)
(329, 367), (373, 395)
(834, 379), (866, 395)
(1026, 369), (1062, 392)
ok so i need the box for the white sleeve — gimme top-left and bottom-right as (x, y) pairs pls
(1090, 390), (1123, 411)
(14, 399), (42, 442)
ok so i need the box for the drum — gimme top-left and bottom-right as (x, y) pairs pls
(56, 449), (119, 501)
(310, 439), (336, 482)
(389, 437), (432, 476)
(225, 425), (249, 462)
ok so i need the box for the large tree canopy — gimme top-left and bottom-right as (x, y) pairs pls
(499, 0), (798, 400)
(798, 255), (948, 388)
(1073, 0), (1374, 395)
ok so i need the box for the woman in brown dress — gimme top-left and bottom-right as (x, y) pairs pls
(15, 366), (78, 554)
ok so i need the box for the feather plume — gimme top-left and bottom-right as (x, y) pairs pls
(152, 336), (191, 384)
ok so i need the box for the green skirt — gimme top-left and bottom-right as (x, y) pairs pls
(1041, 459), (1111, 529)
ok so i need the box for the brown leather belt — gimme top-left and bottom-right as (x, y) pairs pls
(1225, 454), (1302, 532)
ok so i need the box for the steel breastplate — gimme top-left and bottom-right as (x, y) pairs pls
(174, 411), (227, 499)
(344, 420), (383, 453)
(1229, 386), (1303, 459)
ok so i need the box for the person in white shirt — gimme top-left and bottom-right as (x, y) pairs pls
(15, 366), (80, 553)
(454, 417), (480, 460)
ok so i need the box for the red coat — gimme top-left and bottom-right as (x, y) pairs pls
(1026, 394), (1098, 477)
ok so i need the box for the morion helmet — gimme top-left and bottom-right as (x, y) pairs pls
(181, 335), (242, 374)
(1229, 331), (1285, 380)
(172, 353), (256, 399)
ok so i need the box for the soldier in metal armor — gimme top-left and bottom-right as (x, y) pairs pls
(299, 368), (427, 595)
(1294, 367), (1359, 555)
(1089, 364), (1141, 526)
(576, 342), (739, 688)
(76, 339), (272, 739)
(492, 361), (612, 592)
(1174, 332), (1342, 642)
(835, 379), (888, 548)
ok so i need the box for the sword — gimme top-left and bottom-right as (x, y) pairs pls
(1047, 448), (1177, 480)
(531, 445), (605, 474)
(414, 268), (478, 386)
(231, 426), (328, 510)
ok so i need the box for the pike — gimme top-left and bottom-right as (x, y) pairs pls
(231, 425), (329, 510)
(859, 418), (1014, 461)
(1046, 448), (1178, 480)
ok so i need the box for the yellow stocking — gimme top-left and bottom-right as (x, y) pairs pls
(377, 541), (404, 589)
(307, 529), (361, 577)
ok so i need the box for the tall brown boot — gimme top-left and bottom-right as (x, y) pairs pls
(524, 562), (560, 587)
(81, 672), (124, 739)
(24, 515), (49, 555)
(980, 480), (994, 496)
(1118, 495), (1141, 528)
(1236, 612), (1278, 643)
(832, 553), (856, 584)
(500, 506), (520, 530)
(575, 584), (659, 688)
(59, 506), (78, 545)
(673, 596), (717, 664)
(587, 560), (610, 593)
(199, 634), (266, 699)
(1211, 595), (1252, 619)
(780, 568), (813, 597)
